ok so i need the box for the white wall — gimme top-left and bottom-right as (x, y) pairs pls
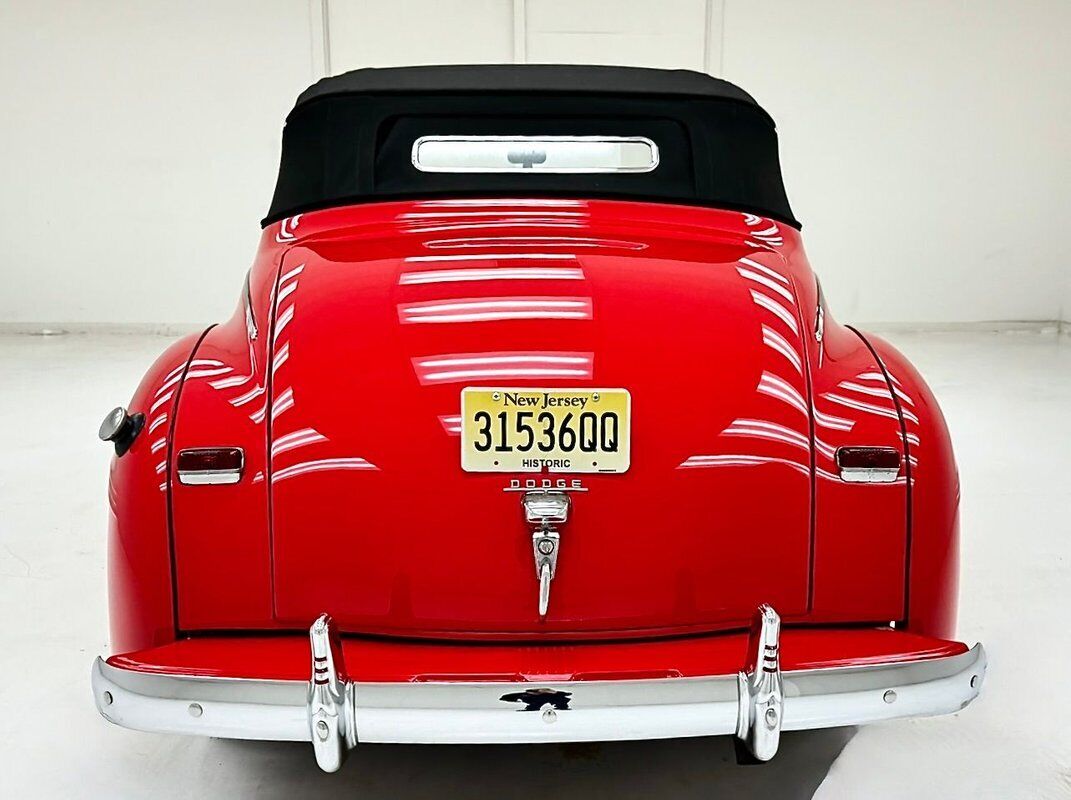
(0, 1), (315, 327)
(327, 0), (514, 68)
(721, 0), (1071, 325)
(1, 0), (1068, 327)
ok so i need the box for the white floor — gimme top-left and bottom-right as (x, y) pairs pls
(1, 330), (1068, 798)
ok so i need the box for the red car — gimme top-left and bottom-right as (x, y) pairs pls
(92, 65), (984, 771)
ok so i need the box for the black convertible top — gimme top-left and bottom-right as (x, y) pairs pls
(294, 64), (762, 109)
(265, 65), (798, 227)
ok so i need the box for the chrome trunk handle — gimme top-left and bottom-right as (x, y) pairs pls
(522, 491), (570, 617)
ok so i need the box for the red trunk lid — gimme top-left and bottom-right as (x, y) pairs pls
(268, 215), (814, 637)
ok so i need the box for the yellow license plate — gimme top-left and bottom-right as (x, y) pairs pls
(461, 388), (631, 474)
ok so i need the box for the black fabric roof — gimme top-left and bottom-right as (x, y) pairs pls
(295, 64), (761, 111)
(265, 65), (797, 228)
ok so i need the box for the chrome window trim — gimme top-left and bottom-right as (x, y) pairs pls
(411, 135), (660, 174)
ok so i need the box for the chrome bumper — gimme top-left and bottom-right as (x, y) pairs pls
(92, 607), (986, 773)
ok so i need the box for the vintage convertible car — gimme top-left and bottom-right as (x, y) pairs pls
(92, 65), (984, 771)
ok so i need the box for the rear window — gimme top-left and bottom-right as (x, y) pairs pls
(411, 135), (659, 174)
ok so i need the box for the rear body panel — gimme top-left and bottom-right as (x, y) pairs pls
(163, 199), (911, 639)
(268, 231), (813, 635)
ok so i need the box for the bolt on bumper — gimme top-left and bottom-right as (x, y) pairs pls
(93, 607), (986, 773)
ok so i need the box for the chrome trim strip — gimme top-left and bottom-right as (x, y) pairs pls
(814, 277), (825, 344)
(838, 466), (901, 484)
(244, 270), (258, 341)
(814, 277), (826, 368)
(177, 469), (243, 486)
(93, 643), (985, 754)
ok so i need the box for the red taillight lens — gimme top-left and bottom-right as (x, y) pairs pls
(177, 447), (244, 485)
(835, 446), (901, 483)
(835, 447), (901, 470)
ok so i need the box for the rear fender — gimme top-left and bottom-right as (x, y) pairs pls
(107, 331), (206, 653)
(806, 307), (909, 624)
(863, 335), (959, 640)
(169, 249), (281, 630)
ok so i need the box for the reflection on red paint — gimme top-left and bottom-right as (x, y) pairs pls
(398, 296), (593, 324)
(412, 351), (594, 385)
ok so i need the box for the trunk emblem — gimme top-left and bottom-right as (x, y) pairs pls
(503, 477), (587, 493)
(522, 490), (571, 617)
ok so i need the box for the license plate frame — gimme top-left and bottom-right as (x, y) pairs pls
(460, 387), (631, 474)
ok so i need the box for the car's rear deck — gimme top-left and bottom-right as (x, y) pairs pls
(107, 626), (968, 683)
